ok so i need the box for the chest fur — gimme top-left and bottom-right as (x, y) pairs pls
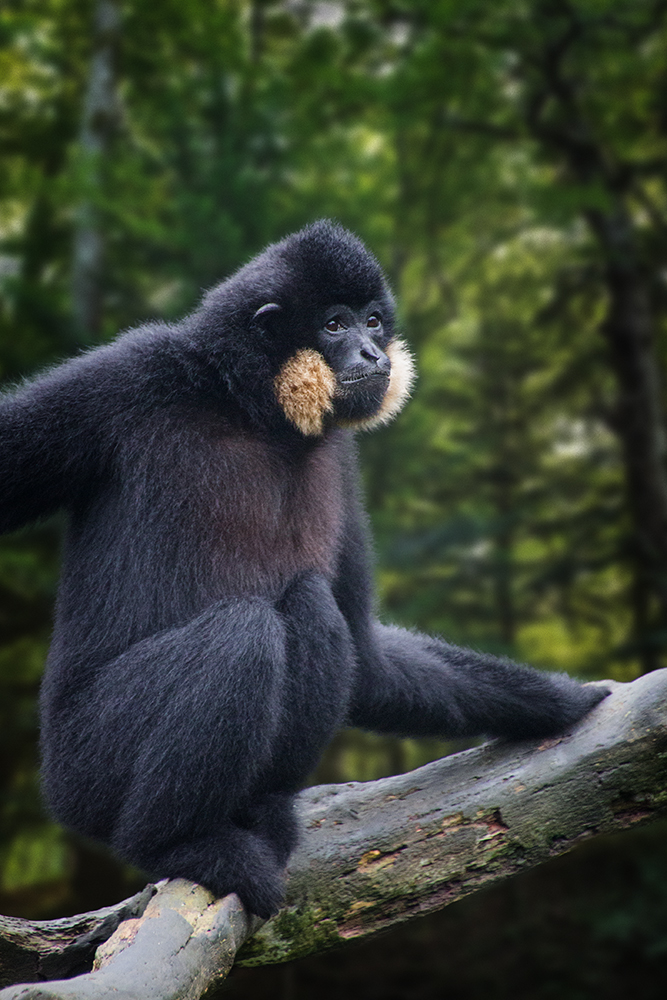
(202, 432), (345, 596)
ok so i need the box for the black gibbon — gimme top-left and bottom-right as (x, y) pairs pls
(0, 221), (608, 917)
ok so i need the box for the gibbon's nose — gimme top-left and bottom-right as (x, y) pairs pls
(359, 339), (391, 376)
(359, 336), (390, 374)
(360, 340), (381, 363)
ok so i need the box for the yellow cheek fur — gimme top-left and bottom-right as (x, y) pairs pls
(274, 349), (337, 437)
(274, 338), (416, 437)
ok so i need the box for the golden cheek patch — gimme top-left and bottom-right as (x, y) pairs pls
(274, 339), (416, 437)
(348, 338), (417, 432)
(274, 349), (337, 436)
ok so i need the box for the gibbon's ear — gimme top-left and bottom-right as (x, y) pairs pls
(348, 338), (417, 432)
(253, 303), (282, 322)
(274, 349), (337, 437)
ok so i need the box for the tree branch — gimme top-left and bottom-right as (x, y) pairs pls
(2, 670), (666, 998)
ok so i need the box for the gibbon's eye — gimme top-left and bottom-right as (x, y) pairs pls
(325, 317), (346, 333)
(367, 314), (382, 330)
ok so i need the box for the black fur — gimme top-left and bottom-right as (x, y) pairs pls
(0, 221), (608, 917)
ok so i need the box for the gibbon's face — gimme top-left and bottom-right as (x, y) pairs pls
(316, 303), (391, 423)
(271, 301), (416, 438)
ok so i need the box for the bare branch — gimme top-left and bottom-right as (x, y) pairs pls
(0, 886), (155, 986)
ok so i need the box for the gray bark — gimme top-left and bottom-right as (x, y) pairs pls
(1, 670), (666, 998)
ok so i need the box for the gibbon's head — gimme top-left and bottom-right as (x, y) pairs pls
(201, 220), (416, 436)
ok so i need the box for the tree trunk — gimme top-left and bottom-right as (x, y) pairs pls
(71, 0), (121, 340)
(588, 204), (667, 669)
(520, 3), (667, 669)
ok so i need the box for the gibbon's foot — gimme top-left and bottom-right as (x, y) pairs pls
(233, 791), (299, 869)
(129, 825), (287, 919)
(223, 845), (286, 919)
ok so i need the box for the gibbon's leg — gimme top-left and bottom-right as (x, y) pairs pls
(128, 574), (353, 915)
(232, 572), (357, 873)
(41, 597), (289, 916)
(41, 598), (287, 838)
(258, 571), (356, 791)
(42, 579), (354, 917)
(348, 622), (609, 741)
(233, 791), (299, 869)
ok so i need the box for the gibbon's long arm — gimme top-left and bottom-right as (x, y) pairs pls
(332, 450), (609, 742)
(348, 623), (609, 741)
(0, 358), (107, 533)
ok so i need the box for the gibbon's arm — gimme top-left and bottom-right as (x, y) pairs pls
(0, 353), (112, 534)
(349, 623), (609, 741)
(332, 445), (608, 742)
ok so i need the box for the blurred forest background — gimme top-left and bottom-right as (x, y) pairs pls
(1, 1), (667, 997)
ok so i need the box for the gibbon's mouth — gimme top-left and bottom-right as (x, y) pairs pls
(339, 369), (390, 386)
(333, 368), (391, 423)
